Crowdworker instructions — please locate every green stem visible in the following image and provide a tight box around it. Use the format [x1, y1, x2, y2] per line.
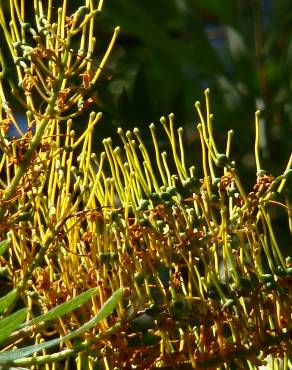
[0, 86, 61, 218]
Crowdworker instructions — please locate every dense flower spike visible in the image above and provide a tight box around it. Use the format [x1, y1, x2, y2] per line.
[0, 1, 291, 369]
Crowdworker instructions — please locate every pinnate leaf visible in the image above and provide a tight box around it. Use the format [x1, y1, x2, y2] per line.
[0, 288, 123, 364]
[0, 308, 28, 344]
[20, 287, 97, 328]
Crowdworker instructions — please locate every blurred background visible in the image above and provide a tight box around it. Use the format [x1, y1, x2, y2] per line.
[89, 0, 292, 183]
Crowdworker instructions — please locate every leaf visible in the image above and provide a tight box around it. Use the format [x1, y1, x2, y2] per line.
[0, 288, 123, 364]
[0, 239, 9, 256]
[0, 308, 28, 345]
[0, 290, 17, 315]
[20, 287, 97, 329]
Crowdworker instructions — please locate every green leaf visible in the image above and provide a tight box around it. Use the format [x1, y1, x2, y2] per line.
[0, 288, 123, 364]
[20, 287, 97, 329]
[0, 308, 28, 344]
[0, 290, 17, 315]
[0, 239, 9, 256]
